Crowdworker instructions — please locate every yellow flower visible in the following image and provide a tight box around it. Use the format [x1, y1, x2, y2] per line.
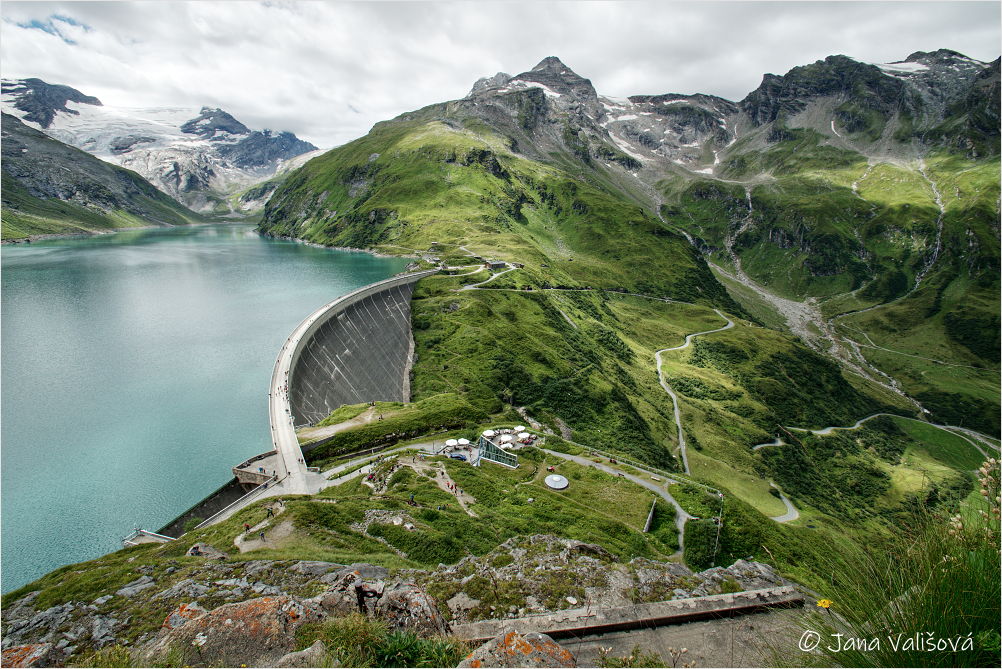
[817, 599, 833, 609]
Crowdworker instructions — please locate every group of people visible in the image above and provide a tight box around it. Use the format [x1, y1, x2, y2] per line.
[364, 458, 401, 490]
[442, 477, 462, 496]
[240, 499, 285, 543]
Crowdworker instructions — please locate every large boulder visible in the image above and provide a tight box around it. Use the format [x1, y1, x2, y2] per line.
[275, 640, 331, 667]
[375, 583, 450, 636]
[1, 643, 55, 668]
[186, 543, 228, 560]
[115, 575, 156, 597]
[458, 631, 577, 668]
[141, 596, 323, 667]
[161, 602, 207, 632]
[152, 578, 210, 601]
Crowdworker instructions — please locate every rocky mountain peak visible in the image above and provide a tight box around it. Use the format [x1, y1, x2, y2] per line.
[904, 49, 985, 66]
[180, 107, 250, 138]
[0, 78, 102, 128]
[466, 56, 596, 100]
[530, 55, 571, 73]
[512, 56, 596, 99]
[468, 71, 512, 97]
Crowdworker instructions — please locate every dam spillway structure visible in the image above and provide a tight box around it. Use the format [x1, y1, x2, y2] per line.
[287, 269, 438, 427]
[151, 269, 439, 530]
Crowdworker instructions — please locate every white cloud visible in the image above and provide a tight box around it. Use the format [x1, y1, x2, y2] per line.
[2, 1, 999, 148]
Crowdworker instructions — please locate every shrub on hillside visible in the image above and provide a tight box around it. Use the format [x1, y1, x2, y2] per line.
[775, 459, 1001, 667]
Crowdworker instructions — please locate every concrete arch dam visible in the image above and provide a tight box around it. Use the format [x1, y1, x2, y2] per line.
[287, 269, 438, 427]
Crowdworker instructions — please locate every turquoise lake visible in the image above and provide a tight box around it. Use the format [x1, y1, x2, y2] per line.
[0, 224, 409, 592]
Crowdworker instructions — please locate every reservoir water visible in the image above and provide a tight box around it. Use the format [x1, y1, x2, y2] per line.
[1, 224, 409, 592]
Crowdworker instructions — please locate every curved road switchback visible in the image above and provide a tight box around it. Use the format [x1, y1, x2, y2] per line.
[768, 483, 800, 523]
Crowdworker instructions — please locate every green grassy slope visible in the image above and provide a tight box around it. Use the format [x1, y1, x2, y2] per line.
[257, 101, 989, 560]
[262, 119, 731, 304]
[661, 130, 1000, 435]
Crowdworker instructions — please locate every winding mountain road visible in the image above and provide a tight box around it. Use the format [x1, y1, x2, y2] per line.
[769, 484, 800, 523]
[655, 310, 735, 474]
[752, 413, 997, 460]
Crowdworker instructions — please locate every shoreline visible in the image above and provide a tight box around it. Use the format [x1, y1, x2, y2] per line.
[261, 231, 421, 260]
[0, 220, 255, 246]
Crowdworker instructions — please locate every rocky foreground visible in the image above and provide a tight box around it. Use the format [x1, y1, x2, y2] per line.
[1, 535, 791, 667]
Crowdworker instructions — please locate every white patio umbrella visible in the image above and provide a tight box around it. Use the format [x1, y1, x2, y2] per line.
[499, 434, 514, 443]
[483, 429, 496, 437]
[514, 425, 526, 432]
[445, 439, 459, 447]
[457, 438, 470, 446]
[518, 432, 531, 439]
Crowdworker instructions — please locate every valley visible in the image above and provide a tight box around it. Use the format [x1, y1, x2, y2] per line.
[1, 44, 998, 668]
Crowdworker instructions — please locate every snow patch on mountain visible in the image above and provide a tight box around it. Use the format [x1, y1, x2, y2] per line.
[1, 78, 317, 213]
[875, 61, 930, 75]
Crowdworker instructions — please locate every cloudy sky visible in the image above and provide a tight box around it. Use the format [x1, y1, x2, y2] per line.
[1, 1, 998, 148]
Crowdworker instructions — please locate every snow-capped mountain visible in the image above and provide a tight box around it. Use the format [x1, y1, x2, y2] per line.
[1, 78, 317, 213]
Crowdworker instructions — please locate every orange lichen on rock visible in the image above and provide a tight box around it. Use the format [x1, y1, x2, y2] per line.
[1, 643, 53, 668]
[161, 602, 208, 631]
[458, 631, 577, 667]
[141, 596, 323, 668]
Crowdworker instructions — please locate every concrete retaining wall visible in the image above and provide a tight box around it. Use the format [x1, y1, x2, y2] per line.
[288, 270, 437, 425]
[156, 478, 246, 538]
[452, 586, 804, 642]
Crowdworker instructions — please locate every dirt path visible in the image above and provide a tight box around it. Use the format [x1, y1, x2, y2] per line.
[297, 406, 378, 444]
[408, 459, 478, 516]
[753, 413, 995, 460]
[234, 501, 289, 552]
[459, 266, 515, 290]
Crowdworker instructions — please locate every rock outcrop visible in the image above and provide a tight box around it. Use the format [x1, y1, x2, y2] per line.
[275, 640, 330, 668]
[0, 643, 56, 668]
[141, 596, 324, 668]
[375, 582, 450, 636]
[459, 631, 577, 668]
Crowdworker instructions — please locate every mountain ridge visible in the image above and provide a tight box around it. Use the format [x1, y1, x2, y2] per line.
[1, 78, 318, 214]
